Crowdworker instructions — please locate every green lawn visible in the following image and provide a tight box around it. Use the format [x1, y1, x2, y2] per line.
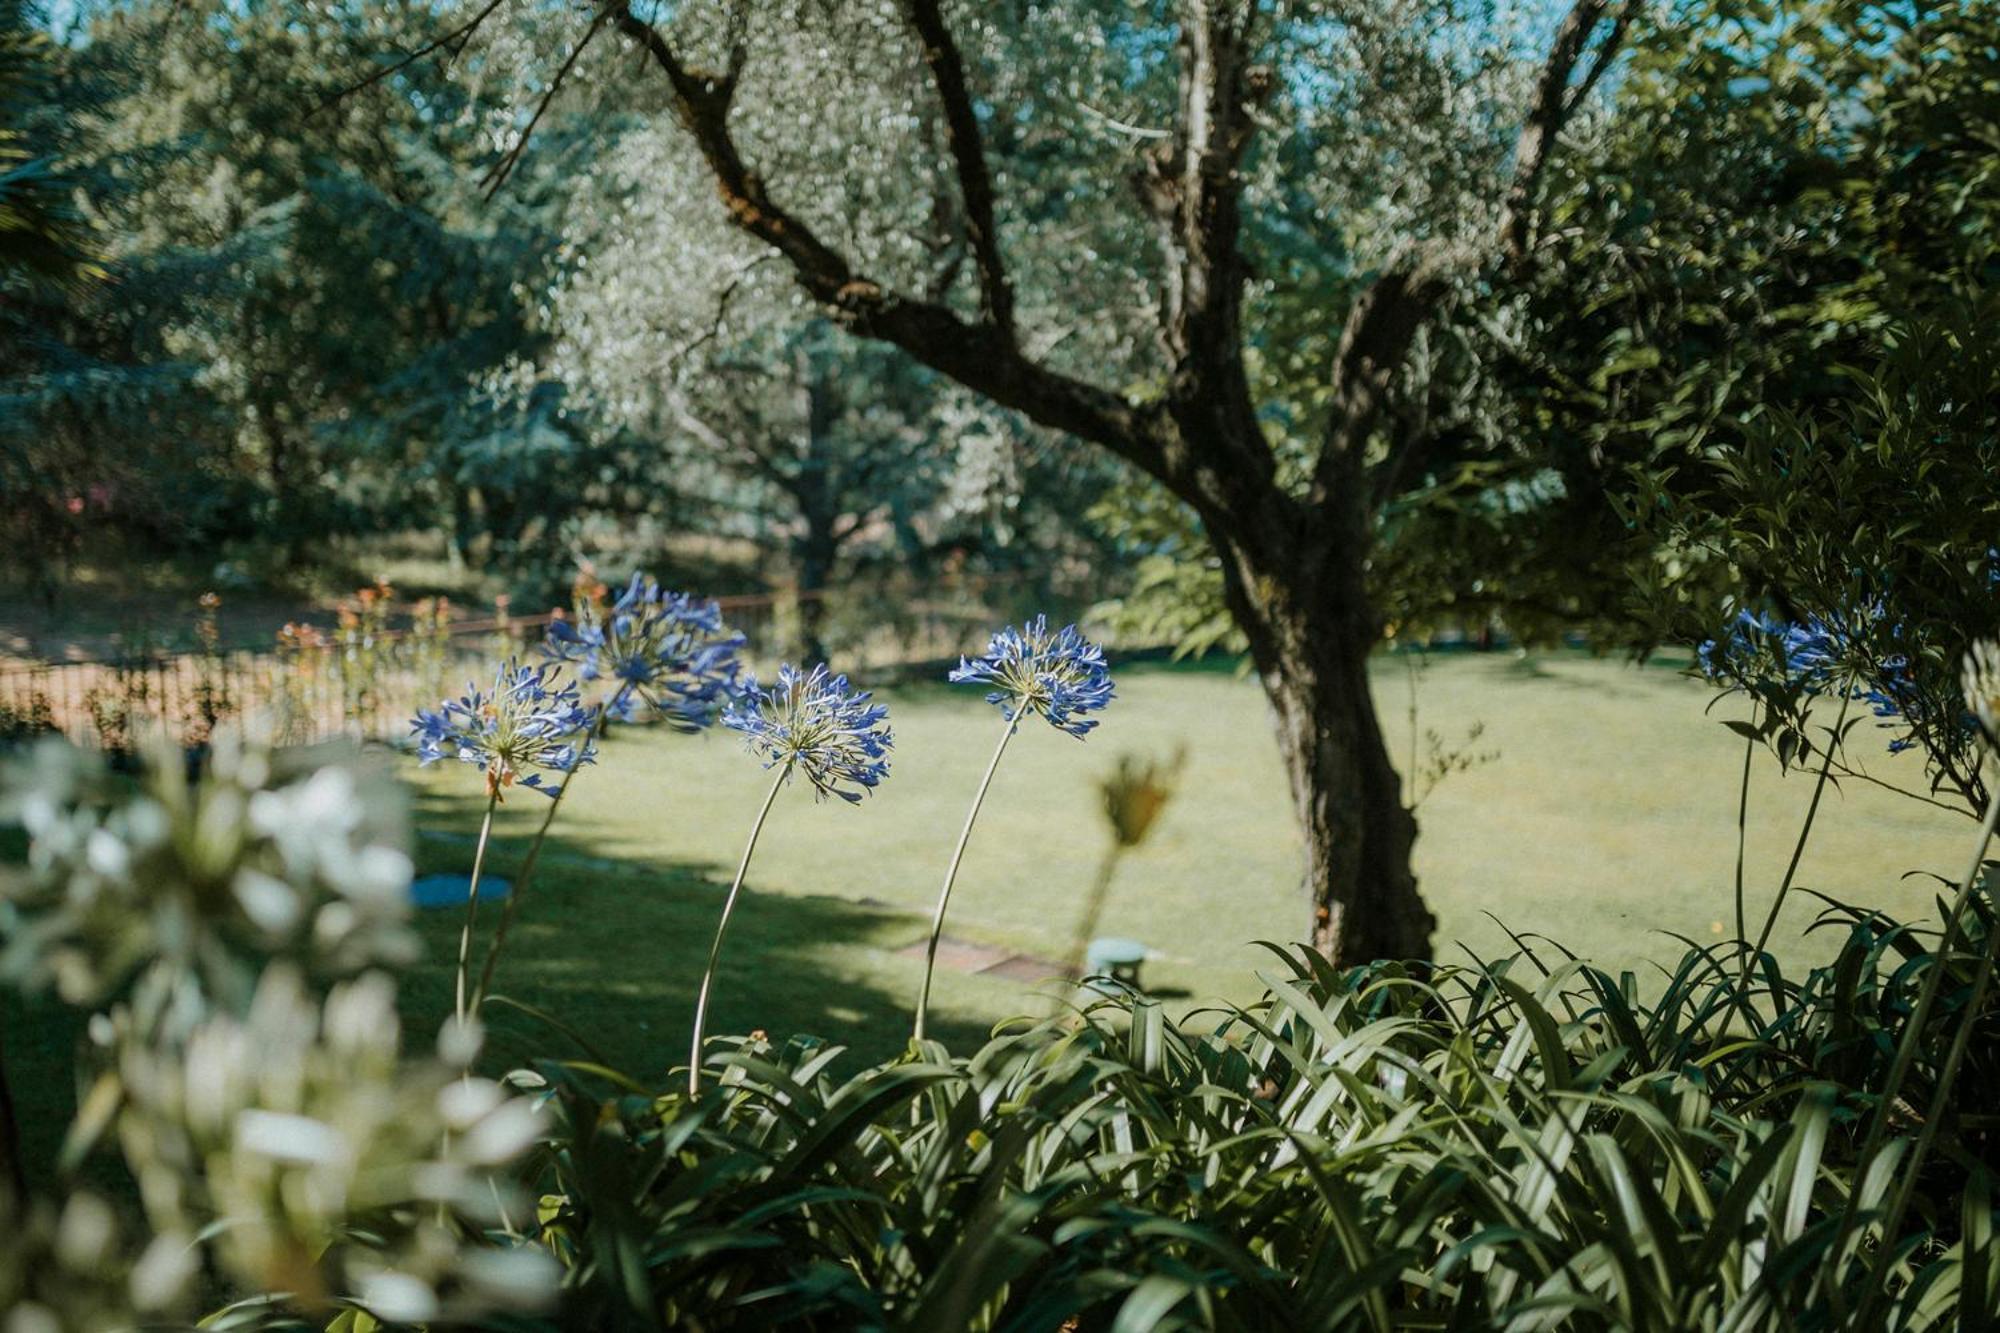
[4, 651, 1979, 1185]
[395, 651, 1974, 1085]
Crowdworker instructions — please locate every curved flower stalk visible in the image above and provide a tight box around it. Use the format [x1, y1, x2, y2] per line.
[1059, 748, 1184, 997]
[915, 617, 1114, 1042]
[409, 660, 597, 1026]
[684, 665, 892, 1096]
[470, 579, 745, 1015]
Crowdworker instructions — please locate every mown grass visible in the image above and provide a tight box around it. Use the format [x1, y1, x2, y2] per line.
[398, 650, 1971, 1084]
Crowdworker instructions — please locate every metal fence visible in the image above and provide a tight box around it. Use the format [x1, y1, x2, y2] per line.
[0, 575, 1065, 751]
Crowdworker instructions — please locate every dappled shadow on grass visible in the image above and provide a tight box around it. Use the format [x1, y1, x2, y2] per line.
[406, 784, 992, 1088]
[1485, 649, 1669, 695]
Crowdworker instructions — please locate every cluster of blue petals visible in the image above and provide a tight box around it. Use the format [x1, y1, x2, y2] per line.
[949, 615, 1115, 738]
[545, 574, 743, 730]
[411, 659, 598, 797]
[1698, 605, 1946, 756]
[723, 663, 893, 803]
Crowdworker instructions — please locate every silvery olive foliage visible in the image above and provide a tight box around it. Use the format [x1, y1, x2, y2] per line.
[0, 735, 557, 1328]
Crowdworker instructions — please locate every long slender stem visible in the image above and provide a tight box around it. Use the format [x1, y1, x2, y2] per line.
[454, 791, 501, 1028]
[1060, 845, 1125, 990]
[470, 707, 610, 1016]
[914, 712, 1020, 1044]
[1830, 778, 2000, 1320]
[688, 763, 790, 1099]
[1740, 686, 1854, 994]
[1732, 728, 1755, 943]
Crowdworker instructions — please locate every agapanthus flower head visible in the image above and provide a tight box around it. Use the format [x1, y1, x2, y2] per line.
[722, 663, 892, 803]
[1699, 602, 1951, 755]
[949, 614, 1114, 738]
[1697, 608, 1843, 693]
[1962, 639, 2000, 748]
[411, 660, 596, 799]
[544, 573, 743, 729]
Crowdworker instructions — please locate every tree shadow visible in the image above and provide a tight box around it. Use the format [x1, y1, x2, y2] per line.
[405, 784, 993, 1086]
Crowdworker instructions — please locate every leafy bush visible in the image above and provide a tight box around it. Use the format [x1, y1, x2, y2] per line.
[524, 904, 2000, 1330]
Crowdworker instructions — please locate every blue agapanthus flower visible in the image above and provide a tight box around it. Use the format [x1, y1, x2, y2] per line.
[1697, 609, 1842, 693]
[411, 659, 598, 799]
[1697, 603, 1954, 755]
[949, 615, 1114, 738]
[722, 663, 892, 803]
[544, 573, 743, 729]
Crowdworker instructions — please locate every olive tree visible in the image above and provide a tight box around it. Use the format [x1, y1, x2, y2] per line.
[440, 0, 1636, 963]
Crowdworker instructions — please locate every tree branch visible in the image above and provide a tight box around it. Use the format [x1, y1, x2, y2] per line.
[1501, 0, 1630, 268]
[1329, 0, 1634, 514]
[315, 0, 507, 114]
[482, 8, 608, 197]
[906, 0, 1014, 340]
[606, 4, 1173, 488]
[1313, 263, 1450, 504]
[1133, 1, 1279, 505]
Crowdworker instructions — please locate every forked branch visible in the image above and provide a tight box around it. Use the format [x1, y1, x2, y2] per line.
[907, 0, 1015, 340]
[1329, 0, 1635, 511]
[604, 4, 1173, 486]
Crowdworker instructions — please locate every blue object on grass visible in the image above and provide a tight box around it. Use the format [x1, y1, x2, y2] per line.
[411, 873, 512, 909]
[1085, 937, 1148, 991]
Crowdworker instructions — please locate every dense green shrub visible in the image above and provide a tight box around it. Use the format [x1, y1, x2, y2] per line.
[527, 907, 1999, 1330]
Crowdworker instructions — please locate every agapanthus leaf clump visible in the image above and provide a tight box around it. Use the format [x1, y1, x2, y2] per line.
[949, 614, 1114, 738]
[411, 660, 597, 799]
[544, 573, 743, 729]
[723, 663, 891, 803]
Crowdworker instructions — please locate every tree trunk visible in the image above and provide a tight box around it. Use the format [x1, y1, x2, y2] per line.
[794, 526, 835, 666]
[1214, 521, 1435, 965]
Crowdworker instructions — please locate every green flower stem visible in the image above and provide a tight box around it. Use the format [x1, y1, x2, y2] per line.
[1740, 684, 1854, 996]
[689, 762, 790, 1099]
[1061, 844, 1125, 992]
[1833, 776, 2000, 1320]
[1732, 728, 1754, 943]
[454, 790, 501, 1029]
[470, 707, 610, 1017]
[915, 711, 1020, 1044]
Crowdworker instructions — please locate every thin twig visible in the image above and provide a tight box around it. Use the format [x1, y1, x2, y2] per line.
[481, 10, 609, 198]
[314, 0, 508, 115]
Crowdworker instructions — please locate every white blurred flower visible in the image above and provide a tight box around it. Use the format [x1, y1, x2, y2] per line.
[1962, 639, 2000, 747]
